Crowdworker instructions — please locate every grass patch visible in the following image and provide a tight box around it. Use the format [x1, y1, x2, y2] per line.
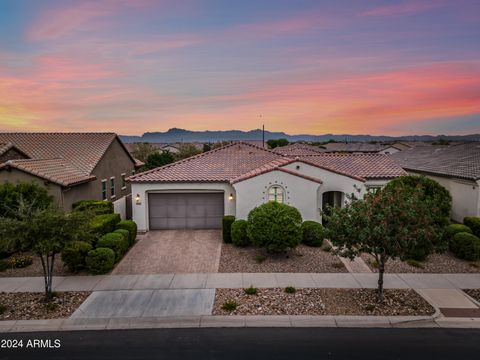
[405, 259, 425, 269]
[244, 286, 258, 295]
[284, 286, 296, 294]
[255, 255, 266, 264]
[221, 300, 239, 312]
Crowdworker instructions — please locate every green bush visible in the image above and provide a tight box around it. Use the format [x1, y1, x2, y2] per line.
[464, 217, 480, 238]
[231, 220, 250, 247]
[73, 200, 113, 215]
[247, 202, 302, 253]
[285, 286, 296, 294]
[0, 259, 9, 272]
[7, 255, 33, 268]
[221, 300, 238, 312]
[301, 221, 324, 247]
[97, 233, 129, 261]
[451, 232, 480, 261]
[244, 286, 258, 295]
[222, 216, 235, 243]
[90, 214, 121, 237]
[445, 224, 472, 241]
[115, 220, 137, 245]
[86, 248, 115, 274]
[61, 241, 93, 272]
[114, 229, 130, 246]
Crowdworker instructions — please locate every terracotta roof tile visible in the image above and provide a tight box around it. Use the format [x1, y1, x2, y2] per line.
[273, 143, 326, 156]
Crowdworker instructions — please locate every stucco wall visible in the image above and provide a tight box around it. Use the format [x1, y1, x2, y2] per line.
[232, 170, 321, 221]
[408, 171, 480, 222]
[131, 182, 236, 232]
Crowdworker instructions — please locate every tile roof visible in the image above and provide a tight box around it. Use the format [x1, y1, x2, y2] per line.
[0, 158, 96, 187]
[391, 142, 480, 181]
[0, 132, 136, 186]
[322, 142, 392, 153]
[0, 142, 29, 158]
[272, 143, 326, 156]
[130, 142, 406, 183]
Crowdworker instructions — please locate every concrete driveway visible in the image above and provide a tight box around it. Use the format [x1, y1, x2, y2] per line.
[112, 230, 222, 274]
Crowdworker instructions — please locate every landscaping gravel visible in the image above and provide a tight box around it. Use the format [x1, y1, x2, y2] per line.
[361, 252, 480, 274]
[0, 291, 90, 320]
[213, 288, 434, 316]
[219, 244, 347, 273]
[463, 289, 480, 303]
[0, 253, 72, 277]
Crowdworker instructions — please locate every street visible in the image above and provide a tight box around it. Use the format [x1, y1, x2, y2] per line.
[1, 328, 479, 360]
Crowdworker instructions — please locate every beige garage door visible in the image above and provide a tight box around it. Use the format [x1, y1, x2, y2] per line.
[148, 193, 224, 230]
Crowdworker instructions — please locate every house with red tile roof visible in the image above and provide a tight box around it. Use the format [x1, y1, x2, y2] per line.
[0, 133, 143, 215]
[129, 142, 405, 232]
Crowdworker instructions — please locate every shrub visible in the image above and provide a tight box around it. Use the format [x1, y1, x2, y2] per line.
[301, 221, 324, 247]
[464, 217, 480, 238]
[244, 286, 258, 295]
[0, 259, 9, 272]
[221, 300, 238, 312]
[445, 224, 472, 241]
[86, 248, 115, 274]
[284, 286, 296, 294]
[7, 255, 33, 268]
[255, 255, 266, 263]
[451, 232, 480, 261]
[97, 233, 129, 261]
[73, 200, 113, 215]
[61, 241, 93, 272]
[406, 259, 425, 269]
[222, 216, 235, 243]
[247, 202, 302, 253]
[0, 304, 6, 315]
[114, 229, 130, 246]
[231, 220, 250, 247]
[116, 220, 137, 245]
[90, 214, 121, 237]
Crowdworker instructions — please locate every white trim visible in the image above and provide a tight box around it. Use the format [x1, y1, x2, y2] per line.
[121, 173, 127, 190]
[101, 179, 107, 200]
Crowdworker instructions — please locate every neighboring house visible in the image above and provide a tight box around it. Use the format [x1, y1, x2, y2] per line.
[391, 142, 480, 222]
[322, 142, 403, 154]
[0, 133, 141, 216]
[129, 142, 405, 232]
[273, 143, 326, 156]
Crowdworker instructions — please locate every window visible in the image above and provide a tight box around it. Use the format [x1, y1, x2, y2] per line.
[110, 177, 115, 198]
[121, 173, 126, 190]
[101, 180, 107, 200]
[268, 185, 284, 203]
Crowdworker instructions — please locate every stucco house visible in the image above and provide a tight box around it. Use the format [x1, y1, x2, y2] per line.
[391, 142, 480, 222]
[129, 142, 405, 232]
[0, 133, 142, 216]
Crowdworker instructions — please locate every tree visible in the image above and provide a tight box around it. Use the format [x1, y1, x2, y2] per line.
[324, 184, 444, 302]
[0, 207, 93, 300]
[174, 143, 202, 160]
[131, 142, 157, 162]
[203, 143, 212, 152]
[144, 151, 174, 170]
[0, 182, 52, 219]
[266, 138, 289, 149]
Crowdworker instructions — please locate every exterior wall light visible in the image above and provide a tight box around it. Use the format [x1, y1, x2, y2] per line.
[135, 194, 141, 205]
[229, 193, 234, 200]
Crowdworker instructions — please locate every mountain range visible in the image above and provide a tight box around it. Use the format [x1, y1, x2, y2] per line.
[120, 128, 480, 143]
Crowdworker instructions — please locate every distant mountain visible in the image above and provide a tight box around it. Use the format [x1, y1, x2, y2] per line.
[119, 128, 480, 143]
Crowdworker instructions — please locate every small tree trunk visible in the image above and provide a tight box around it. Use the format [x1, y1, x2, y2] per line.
[377, 255, 385, 303]
[39, 255, 49, 300]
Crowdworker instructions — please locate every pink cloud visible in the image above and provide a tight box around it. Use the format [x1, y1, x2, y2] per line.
[361, 1, 446, 17]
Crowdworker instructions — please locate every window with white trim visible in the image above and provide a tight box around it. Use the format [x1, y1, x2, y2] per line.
[268, 185, 284, 203]
[110, 177, 115, 198]
[101, 180, 107, 200]
[121, 173, 126, 190]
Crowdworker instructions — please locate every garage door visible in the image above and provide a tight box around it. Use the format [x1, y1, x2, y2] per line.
[148, 193, 224, 230]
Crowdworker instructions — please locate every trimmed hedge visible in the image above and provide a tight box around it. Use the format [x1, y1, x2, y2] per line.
[450, 232, 480, 261]
[301, 221, 324, 247]
[61, 241, 93, 272]
[464, 217, 480, 238]
[86, 248, 115, 274]
[114, 229, 130, 245]
[72, 200, 113, 215]
[116, 220, 137, 245]
[97, 232, 129, 261]
[247, 202, 302, 253]
[231, 220, 250, 247]
[90, 213, 121, 237]
[445, 224, 472, 241]
[222, 216, 235, 243]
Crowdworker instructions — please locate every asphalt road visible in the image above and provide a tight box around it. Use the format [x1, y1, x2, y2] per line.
[1, 328, 479, 360]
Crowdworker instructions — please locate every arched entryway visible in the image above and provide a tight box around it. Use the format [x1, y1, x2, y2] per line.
[321, 191, 344, 225]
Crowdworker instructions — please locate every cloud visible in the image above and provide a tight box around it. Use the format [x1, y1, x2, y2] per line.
[361, 1, 446, 17]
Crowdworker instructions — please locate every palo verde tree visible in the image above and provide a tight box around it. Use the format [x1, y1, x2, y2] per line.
[324, 183, 445, 302]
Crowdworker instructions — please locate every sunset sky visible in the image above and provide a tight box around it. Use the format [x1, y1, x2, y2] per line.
[0, 0, 479, 136]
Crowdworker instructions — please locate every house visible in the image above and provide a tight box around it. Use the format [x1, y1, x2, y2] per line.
[0, 133, 141, 217]
[322, 142, 403, 154]
[129, 142, 405, 232]
[391, 142, 480, 222]
[273, 143, 326, 156]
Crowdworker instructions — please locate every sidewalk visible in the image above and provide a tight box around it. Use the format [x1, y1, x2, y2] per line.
[2, 273, 480, 292]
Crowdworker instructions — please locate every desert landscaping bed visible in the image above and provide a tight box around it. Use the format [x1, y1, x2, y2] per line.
[0, 291, 90, 320]
[219, 244, 347, 273]
[463, 289, 480, 303]
[0, 253, 73, 277]
[361, 252, 480, 274]
[213, 288, 434, 316]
